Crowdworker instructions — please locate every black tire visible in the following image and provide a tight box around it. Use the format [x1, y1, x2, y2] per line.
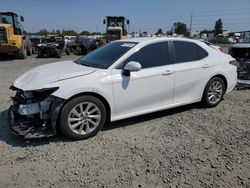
[37, 49, 43, 58]
[65, 48, 70, 55]
[202, 77, 225, 107]
[60, 95, 107, 140]
[55, 49, 62, 58]
[16, 40, 27, 59]
[25, 38, 32, 56]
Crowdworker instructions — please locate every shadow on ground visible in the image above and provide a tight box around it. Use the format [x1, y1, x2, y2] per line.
[0, 55, 16, 61]
[0, 103, 199, 147]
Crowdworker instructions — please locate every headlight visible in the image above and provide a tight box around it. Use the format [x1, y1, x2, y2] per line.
[33, 87, 59, 100]
[23, 91, 33, 99]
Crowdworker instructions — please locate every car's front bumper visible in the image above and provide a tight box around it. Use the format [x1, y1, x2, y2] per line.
[8, 88, 65, 139]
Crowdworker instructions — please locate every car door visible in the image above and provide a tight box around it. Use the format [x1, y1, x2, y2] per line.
[111, 41, 175, 117]
[172, 40, 211, 104]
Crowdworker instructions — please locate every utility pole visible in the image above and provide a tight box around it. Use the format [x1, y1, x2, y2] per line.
[190, 13, 193, 37]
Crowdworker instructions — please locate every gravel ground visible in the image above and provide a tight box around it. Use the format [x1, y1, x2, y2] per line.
[0, 54, 249, 188]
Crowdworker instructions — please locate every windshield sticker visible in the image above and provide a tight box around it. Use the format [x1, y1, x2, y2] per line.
[121, 43, 136, 48]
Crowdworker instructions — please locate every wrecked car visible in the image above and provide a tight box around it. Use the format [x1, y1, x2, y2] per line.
[9, 38, 237, 140]
[229, 38, 250, 88]
[37, 36, 70, 58]
[73, 36, 97, 55]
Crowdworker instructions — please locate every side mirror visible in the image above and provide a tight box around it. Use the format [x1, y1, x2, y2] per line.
[127, 20, 130, 25]
[124, 61, 141, 72]
[20, 16, 24, 22]
[103, 19, 106, 25]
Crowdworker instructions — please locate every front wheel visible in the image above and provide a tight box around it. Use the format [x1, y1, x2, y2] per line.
[16, 40, 27, 59]
[60, 95, 107, 140]
[202, 77, 225, 107]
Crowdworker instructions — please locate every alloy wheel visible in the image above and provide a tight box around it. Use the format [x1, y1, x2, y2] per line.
[207, 81, 223, 104]
[68, 102, 101, 135]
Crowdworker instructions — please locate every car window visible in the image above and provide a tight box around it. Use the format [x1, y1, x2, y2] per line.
[119, 42, 170, 69]
[173, 41, 207, 63]
[197, 45, 208, 59]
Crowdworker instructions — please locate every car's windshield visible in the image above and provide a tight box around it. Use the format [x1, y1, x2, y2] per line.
[75, 41, 137, 69]
[241, 38, 250, 44]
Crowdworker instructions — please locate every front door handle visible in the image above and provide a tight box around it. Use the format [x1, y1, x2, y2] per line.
[162, 70, 174, 76]
[202, 64, 210, 68]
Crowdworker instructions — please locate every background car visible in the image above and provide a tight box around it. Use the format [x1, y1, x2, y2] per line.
[9, 38, 237, 140]
[200, 39, 222, 51]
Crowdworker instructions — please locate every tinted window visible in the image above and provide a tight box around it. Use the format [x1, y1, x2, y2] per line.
[198, 46, 208, 59]
[76, 42, 137, 69]
[120, 42, 170, 69]
[173, 41, 207, 63]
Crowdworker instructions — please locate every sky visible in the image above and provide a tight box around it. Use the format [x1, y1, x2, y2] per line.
[1, 0, 250, 33]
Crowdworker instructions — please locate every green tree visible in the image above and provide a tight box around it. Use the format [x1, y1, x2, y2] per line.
[199, 29, 214, 35]
[37, 29, 49, 36]
[61, 29, 78, 36]
[173, 22, 189, 37]
[80, 31, 90, 35]
[214, 18, 223, 36]
[156, 28, 163, 36]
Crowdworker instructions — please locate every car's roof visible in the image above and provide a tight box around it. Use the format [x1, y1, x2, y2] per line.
[118, 37, 199, 44]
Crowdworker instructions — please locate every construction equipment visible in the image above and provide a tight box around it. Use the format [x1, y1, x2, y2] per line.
[0, 12, 32, 59]
[102, 16, 130, 43]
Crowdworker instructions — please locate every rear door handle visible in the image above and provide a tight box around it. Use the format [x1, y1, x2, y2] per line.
[202, 64, 210, 68]
[162, 70, 174, 76]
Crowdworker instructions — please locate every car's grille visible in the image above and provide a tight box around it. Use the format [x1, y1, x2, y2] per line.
[0, 27, 7, 43]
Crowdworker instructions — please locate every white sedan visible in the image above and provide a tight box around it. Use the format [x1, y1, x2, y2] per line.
[9, 38, 237, 140]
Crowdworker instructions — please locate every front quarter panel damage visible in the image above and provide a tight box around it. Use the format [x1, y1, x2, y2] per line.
[8, 86, 65, 138]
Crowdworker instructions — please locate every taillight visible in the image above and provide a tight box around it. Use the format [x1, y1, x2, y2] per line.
[229, 60, 237, 66]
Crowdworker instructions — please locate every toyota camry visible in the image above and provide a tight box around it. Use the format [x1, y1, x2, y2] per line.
[9, 38, 237, 140]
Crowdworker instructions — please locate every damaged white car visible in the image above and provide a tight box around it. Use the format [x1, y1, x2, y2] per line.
[9, 38, 237, 140]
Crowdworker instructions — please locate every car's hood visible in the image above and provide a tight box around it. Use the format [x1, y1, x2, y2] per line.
[13, 61, 96, 91]
[230, 43, 250, 48]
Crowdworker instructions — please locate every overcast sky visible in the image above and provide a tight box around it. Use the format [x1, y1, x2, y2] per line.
[1, 0, 250, 33]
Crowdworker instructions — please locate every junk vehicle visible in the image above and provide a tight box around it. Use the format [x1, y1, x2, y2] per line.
[0, 12, 32, 59]
[229, 38, 250, 88]
[73, 36, 97, 55]
[102, 16, 130, 44]
[37, 35, 70, 58]
[29, 35, 45, 54]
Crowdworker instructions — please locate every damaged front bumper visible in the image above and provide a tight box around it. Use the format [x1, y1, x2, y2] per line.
[8, 87, 65, 139]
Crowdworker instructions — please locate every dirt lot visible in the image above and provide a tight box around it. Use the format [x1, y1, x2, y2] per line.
[0, 54, 249, 188]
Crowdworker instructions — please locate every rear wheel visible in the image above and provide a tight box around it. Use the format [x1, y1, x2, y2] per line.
[60, 95, 107, 140]
[202, 77, 225, 107]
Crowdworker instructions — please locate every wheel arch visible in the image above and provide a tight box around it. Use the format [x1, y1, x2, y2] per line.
[56, 91, 111, 131]
[200, 74, 228, 102]
[210, 74, 228, 92]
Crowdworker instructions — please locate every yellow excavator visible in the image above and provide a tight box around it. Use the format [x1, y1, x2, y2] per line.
[101, 16, 130, 44]
[0, 12, 32, 59]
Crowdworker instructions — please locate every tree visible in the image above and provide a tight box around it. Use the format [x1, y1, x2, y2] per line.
[61, 29, 78, 36]
[173, 22, 189, 37]
[37, 29, 49, 36]
[80, 31, 90, 36]
[156, 28, 163, 36]
[199, 29, 214, 35]
[214, 18, 223, 36]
